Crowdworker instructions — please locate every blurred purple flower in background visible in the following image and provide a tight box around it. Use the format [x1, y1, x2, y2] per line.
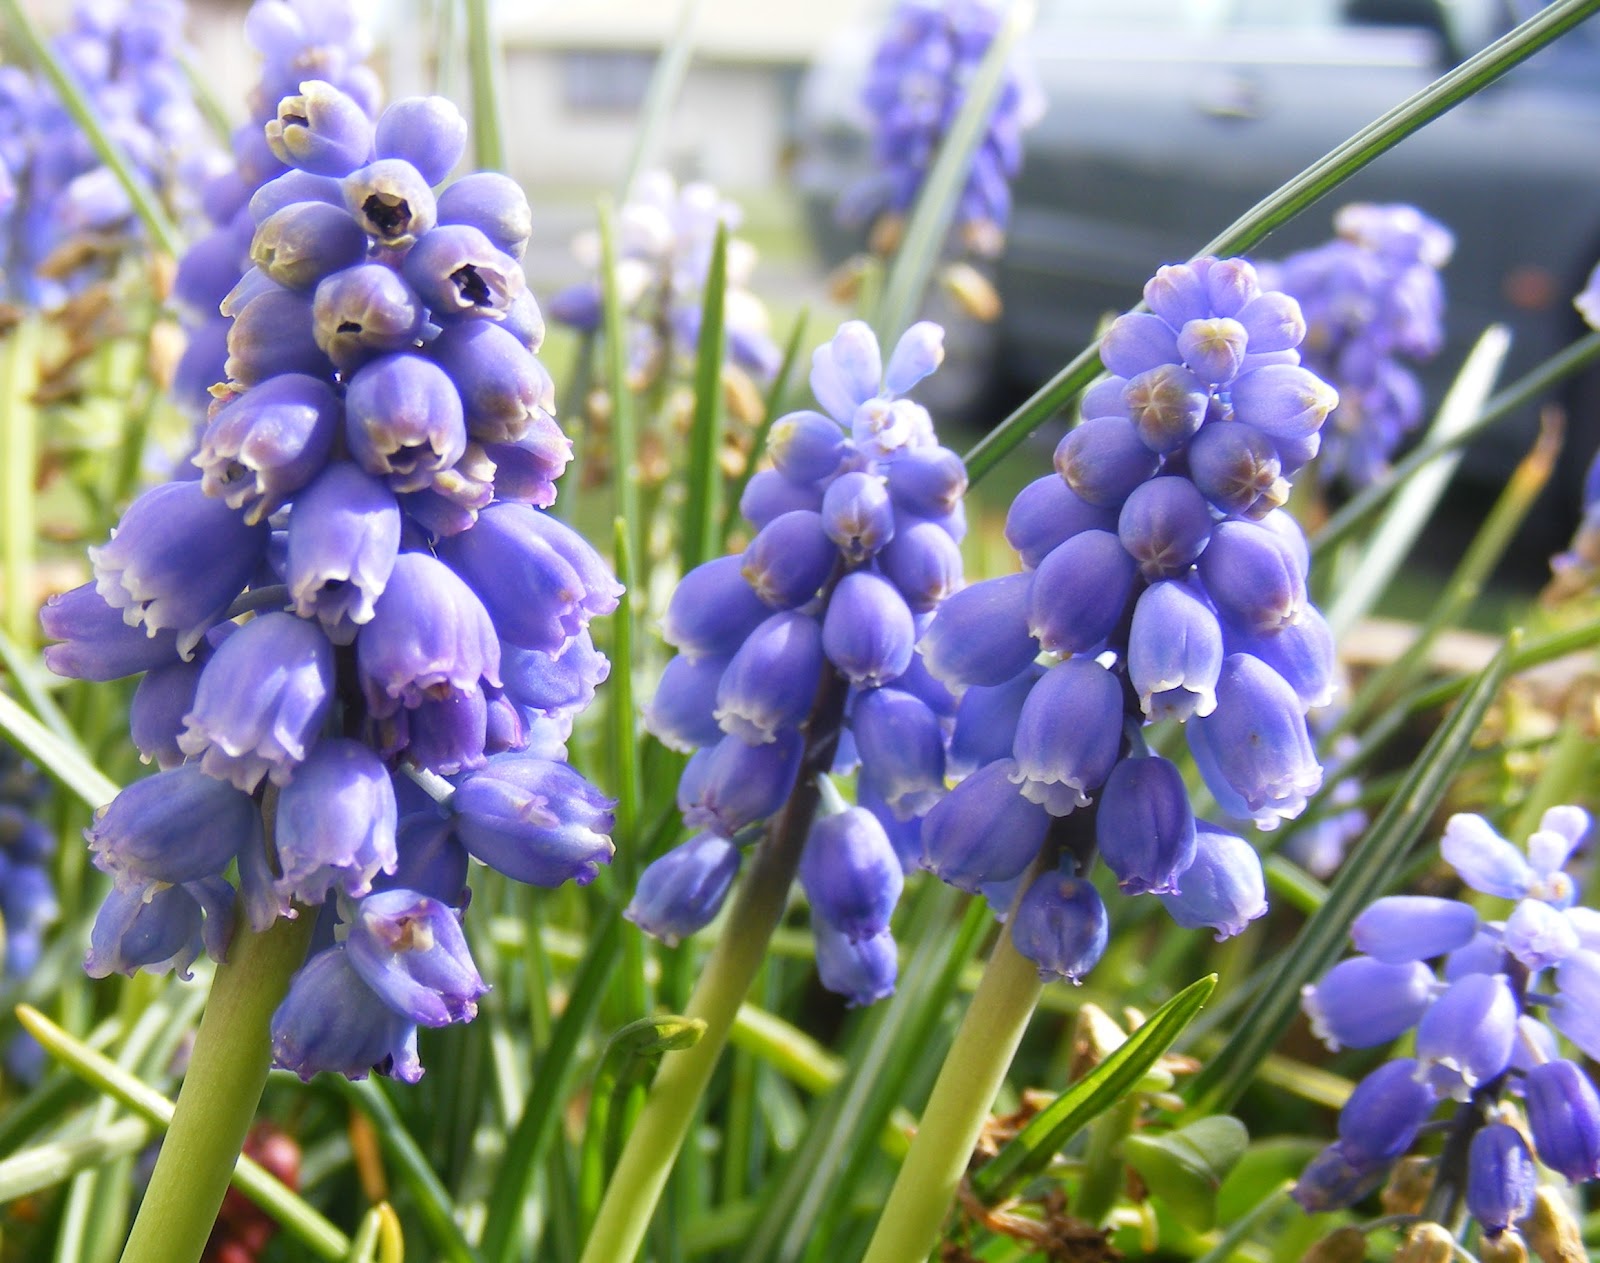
[844, 0, 1042, 258]
[1262, 202, 1453, 488]
[550, 170, 782, 389]
[0, 0, 223, 306]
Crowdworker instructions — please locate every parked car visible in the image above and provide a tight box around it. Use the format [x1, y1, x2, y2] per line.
[795, 0, 1600, 515]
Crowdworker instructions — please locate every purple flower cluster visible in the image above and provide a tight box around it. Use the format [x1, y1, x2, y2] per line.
[1295, 807, 1600, 1246]
[171, 0, 381, 415]
[919, 256, 1340, 983]
[0, 749, 59, 988]
[627, 319, 966, 1005]
[549, 171, 781, 389]
[0, 750, 59, 1084]
[41, 82, 619, 1083]
[843, 0, 1041, 257]
[0, 0, 220, 306]
[1262, 203, 1452, 488]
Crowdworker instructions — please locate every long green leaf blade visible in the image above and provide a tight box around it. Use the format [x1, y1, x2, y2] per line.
[331, 1079, 479, 1263]
[462, 0, 507, 172]
[15, 1005, 350, 1261]
[0, 690, 119, 808]
[682, 223, 729, 572]
[723, 307, 809, 545]
[1322, 325, 1509, 640]
[618, 0, 705, 199]
[1313, 329, 1600, 557]
[971, 974, 1217, 1203]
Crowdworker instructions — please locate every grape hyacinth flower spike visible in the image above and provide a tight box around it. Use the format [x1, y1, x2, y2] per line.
[582, 318, 966, 1263]
[1293, 806, 1600, 1252]
[1262, 203, 1453, 488]
[44, 79, 615, 1089]
[844, 0, 1043, 259]
[171, 0, 382, 417]
[920, 254, 1334, 984]
[631, 317, 965, 1006]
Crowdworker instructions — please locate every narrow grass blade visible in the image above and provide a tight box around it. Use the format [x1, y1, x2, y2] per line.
[0, 1116, 150, 1202]
[874, 0, 1037, 346]
[608, 520, 644, 885]
[480, 916, 622, 1263]
[343, 1202, 404, 1263]
[14, 1004, 351, 1261]
[0, 0, 180, 257]
[1338, 406, 1557, 734]
[971, 974, 1216, 1203]
[1183, 632, 1520, 1116]
[723, 307, 809, 545]
[462, 0, 506, 172]
[742, 885, 983, 1263]
[0, 689, 120, 808]
[682, 224, 730, 572]
[619, 0, 704, 199]
[730, 1004, 914, 1158]
[1404, 616, 1600, 714]
[1314, 329, 1600, 557]
[1323, 324, 1509, 640]
[0, 625, 76, 744]
[1, 320, 41, 650]
[332, 1079, 478, 1263]
[1191, 1181, 1295, 1263]
[962, 0, 1600, 484]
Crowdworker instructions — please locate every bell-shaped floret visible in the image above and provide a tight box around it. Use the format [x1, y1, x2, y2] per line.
[178, 612, 335, 791]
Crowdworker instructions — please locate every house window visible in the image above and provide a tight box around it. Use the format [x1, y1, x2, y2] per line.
[561, 50, 657, 112]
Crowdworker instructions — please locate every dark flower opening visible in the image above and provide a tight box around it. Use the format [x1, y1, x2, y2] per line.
[363, 194, 411, 238]
[451, 265, 491, 307]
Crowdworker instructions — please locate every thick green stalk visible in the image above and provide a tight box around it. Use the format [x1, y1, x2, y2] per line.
[118, 915, 316, 1263]
[961, 0, 1600, 483]
[579, 672, 849, 1263]
[859, 928, 1043, 1263]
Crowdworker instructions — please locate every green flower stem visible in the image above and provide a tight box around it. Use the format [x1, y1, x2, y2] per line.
[961, 0, 1600, 485]
[859, 926, 1043, 1263]
[579, 670, 850, 1263]
[118, 913, 316, 1263]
